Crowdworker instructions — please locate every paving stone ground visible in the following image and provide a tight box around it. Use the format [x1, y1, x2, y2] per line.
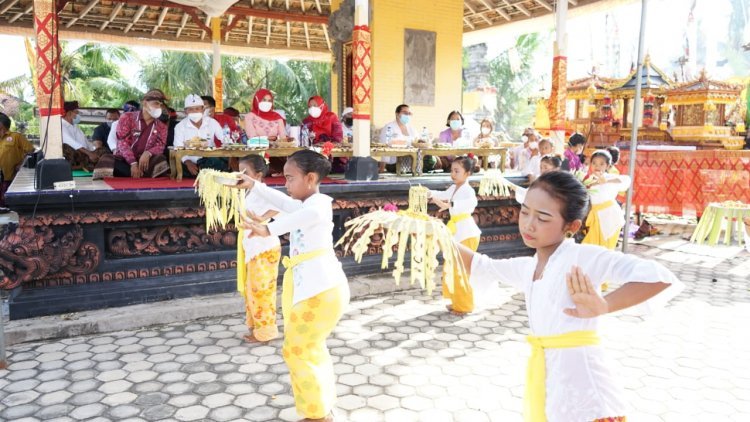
[1, 236, 749, 422]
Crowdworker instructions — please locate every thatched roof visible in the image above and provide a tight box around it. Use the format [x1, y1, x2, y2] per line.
[0, 0, 609, 59]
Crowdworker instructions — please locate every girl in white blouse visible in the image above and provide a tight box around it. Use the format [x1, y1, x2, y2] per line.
[457, 171, 683, 422]
[235, 150, 349, 422]
[237, 155, 281, 343]
[429, 155, 482, 315]
[582, 150, 632, 250]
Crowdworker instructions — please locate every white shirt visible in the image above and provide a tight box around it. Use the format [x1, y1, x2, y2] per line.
[62, 119, 94, 151]
[173, 117, 223, 163]
[429, 183, 481, 242]
[470, 239, 683, 422]
[107, 120, 119, 153]
[379, 121, 417, 164]
[588, 173, 632, 240]
[251, 183, 349, 306]
[511, 145, 531, 171]
[522, 154, 542, 178]
[242, 188, 281, 262]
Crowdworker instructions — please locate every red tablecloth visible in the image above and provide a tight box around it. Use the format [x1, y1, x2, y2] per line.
[617, 150, 750, 216]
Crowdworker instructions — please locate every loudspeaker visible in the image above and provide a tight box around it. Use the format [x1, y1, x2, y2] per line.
[344, 156, 379, 181]
[34, 158, 72, 189]
[23, 150, 43, 169]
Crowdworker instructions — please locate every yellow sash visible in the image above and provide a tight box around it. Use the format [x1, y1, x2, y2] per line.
[447, 213, 471, 235]
[582, 200, 618, 249]
[525, 330, 600, 422]
[281, 248, 328, 320]
[237, 229, 246, 295]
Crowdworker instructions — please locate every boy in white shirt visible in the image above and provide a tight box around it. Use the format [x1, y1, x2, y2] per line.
[173, 94, 227, 176]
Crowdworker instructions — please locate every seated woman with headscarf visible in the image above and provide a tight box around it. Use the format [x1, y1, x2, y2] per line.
[245, 89, 287, 140]
[302, 95, 347, 172]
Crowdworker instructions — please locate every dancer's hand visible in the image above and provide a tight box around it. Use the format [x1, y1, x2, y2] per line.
[432, 197, 450, 211]
[563, 266, 608, 318]
[245, 210, 265, 223]
[233, 173, 257, 190]
[239, 212, 270, 237]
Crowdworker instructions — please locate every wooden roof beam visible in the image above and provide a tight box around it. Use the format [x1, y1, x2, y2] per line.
[9, 4, 32, 23]
[569, 0, 578, 5]
[100, 2, 124, 31]
[151, 6, 169, 35]
[286, 21, 290, 47]
[314, 0, 321, 13]
[246, 16, 253, 43]
[224, 14, 234, 41]
[463, 17, 475, 29]
[534, 0, 553, 12]
[478, 0, 511, 22]
[0, 0, 20, 15]
[199, 14, 210, 39]
[322, 23, 330, 50]
[303, 21, 310, 49]
[66, 0, 100, 28]
[175, 12, 189, 37]
[265, 18, 271, 45]
[124, 5, 147, 33]
[515, 3, 531, 16]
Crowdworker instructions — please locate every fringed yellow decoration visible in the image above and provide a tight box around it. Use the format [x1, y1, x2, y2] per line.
[335, 186, 466, 295]
[194, 169, 246, 232]
[478, 169, 512, 197]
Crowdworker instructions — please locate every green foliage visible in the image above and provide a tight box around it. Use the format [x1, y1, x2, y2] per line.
[487, 33, 545, 138]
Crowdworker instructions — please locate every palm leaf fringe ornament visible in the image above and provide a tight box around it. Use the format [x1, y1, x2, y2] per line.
[194, 169, 246, 232]
[478, 169, 512, 197]
[336, 186, 467, 295]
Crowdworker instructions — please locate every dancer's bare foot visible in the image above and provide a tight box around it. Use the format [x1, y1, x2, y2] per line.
[445, 304, 469, 316]
[243, 333, 262, 343]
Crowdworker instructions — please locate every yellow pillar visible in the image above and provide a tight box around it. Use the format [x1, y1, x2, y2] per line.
[32, 0, 64, 159]
[211, 17, 223, 112]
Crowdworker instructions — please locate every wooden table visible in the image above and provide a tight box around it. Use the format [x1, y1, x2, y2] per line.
[370, 148, 420, 176]
[419, 147, 507, 172]
[690, 202, 750, 247]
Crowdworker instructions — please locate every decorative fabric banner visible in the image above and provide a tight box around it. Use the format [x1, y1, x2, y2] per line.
[352, 25, 372, 119]
[33, 0, 63, 116]
[617, 150, 750, 216]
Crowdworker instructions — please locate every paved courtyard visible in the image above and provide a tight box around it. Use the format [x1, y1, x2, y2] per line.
[1, 238, 749, 421]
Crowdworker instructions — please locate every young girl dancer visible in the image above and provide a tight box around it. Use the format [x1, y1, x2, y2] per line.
[457, 171, 683, 422]
[582, 150, 631, 249]
[429, 155, 481, 315]
[237, 155, 281, 343]
[235, 149, 349, 422]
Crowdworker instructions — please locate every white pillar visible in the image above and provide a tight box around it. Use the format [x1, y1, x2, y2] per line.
[549, 0, 568, 155]
[351, 0, 371, 157]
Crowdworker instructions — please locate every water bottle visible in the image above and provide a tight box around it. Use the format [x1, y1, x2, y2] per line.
[421, 127, 429, 141]
[301, 125, 310, 147]
[222, 125, 231, 144]
[385, 125, 393, 145]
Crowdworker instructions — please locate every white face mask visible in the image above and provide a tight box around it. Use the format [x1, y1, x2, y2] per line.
[481, 127, 491, 135]
[148, 107, 162, 119]
[188, 112, 203, 123]
[529, 141, 539, 149]
[259, 101, 273, 112]
[308, 106, 322, 118]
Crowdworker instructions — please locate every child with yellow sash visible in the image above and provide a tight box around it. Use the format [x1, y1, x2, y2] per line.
[234, 149, 349, 422]
[429, 155, 481, 315]
[581, 149, 631, 250]
[236, 155, 281, 343]
[457, 171, 682, 422]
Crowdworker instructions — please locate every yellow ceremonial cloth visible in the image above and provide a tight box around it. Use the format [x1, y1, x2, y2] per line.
[447, 213, 472, 235]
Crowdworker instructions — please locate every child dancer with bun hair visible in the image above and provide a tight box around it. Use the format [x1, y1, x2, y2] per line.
[457, 171, 683, 422]
[429, 154, 481, 315]
[234, 149, 349, 422]
[582, 149, 631, 250]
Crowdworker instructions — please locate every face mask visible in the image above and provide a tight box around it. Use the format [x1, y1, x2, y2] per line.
[449, 119, 462, 130]
[149, 107, 163, 119]
[72, 115, 81, 125]
[399, 114, 411, 125]
[106, 120, 115, 127]
[481, 127, 491, 135]
[188, 112, 203, 123]
[344, 117, 353, 127]
[258, 101, 273, 112]
[309, 106, 322, 118]
[529, 141, 539, 149]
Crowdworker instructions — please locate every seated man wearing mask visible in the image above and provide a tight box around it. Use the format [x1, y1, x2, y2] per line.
[341, 107, 354, 142]
[93, 90, 170, 179]
[92, 108, 120, 154]
[107, 101, 140, 154]
[62, 101, 105, 171]
[173, 94, 227, 176]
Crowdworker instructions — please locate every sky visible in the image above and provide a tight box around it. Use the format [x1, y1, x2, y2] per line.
[1, 0, 747, 96]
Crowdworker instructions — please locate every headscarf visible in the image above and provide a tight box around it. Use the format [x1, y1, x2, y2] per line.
[304, 95, 337, 136]
[251, 89, 285, 124]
